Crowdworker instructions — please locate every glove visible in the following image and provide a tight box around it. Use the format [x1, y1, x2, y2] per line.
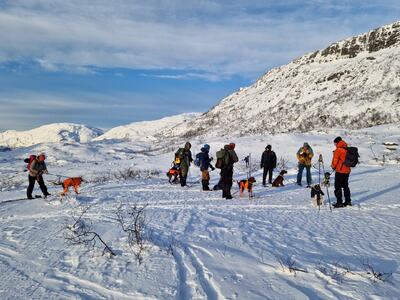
[209, 157, 213, 161]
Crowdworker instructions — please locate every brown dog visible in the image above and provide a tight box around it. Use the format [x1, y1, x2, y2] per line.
[61, 177, 84, 196]
[238, 177, 256, 198]
[272, 170, 287, 187]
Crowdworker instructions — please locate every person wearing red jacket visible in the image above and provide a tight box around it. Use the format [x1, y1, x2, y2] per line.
[331, 137, 352, 208]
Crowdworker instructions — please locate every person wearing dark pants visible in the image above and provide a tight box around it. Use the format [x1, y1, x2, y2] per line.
[331, 137, 352, 208]
[27, 153, 50, 199]
[334, 172, 351, 206]
[221, 168, 234, 199]
[27, 175, 48, 198]
[260, 145, 277, 186]
[220, 143, 238, 199]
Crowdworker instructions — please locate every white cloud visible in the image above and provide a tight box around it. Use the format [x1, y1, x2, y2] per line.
[0, 1, 399, 78]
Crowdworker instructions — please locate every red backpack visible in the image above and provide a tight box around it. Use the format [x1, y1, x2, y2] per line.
[24, 155, 37, 171]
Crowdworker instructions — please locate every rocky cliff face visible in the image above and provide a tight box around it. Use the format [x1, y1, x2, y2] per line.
[175, 21, 400, 138]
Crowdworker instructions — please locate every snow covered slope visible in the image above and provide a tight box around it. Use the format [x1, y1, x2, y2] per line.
[0, 123, 103, 148]
[94, 113, 199, 142]
[176, 21, 400, 138]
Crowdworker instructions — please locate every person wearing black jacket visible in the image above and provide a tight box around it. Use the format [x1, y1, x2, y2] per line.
[221, 143, 239, 199]
[260, 145, 277, 186]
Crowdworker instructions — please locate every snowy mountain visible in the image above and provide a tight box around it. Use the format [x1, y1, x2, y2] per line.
[0, 123, 103, 148]
[94, 113, 199, 142]
[174, 21, 400, 138]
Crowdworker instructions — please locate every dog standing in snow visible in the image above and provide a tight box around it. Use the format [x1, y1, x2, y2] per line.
[238, 177, 256, 198]
[60, 177, 84, 196]
[311, 184, 325, 207]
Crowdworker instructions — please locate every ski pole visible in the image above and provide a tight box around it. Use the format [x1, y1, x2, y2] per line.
[320, 155, 332, 212]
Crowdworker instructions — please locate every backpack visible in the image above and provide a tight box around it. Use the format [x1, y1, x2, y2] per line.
[174, 148, 185, 165]
[24, 155, 36, 171]
[194, 153, 202, 167]
[215, 149, 229, 169]
[344, 147, 360, 167]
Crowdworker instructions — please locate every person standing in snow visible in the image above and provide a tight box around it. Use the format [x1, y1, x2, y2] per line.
[331, 137, 352, 208]
[260, 145, 277, 186]
[244, 155, 250, 168]
[220, 143, 239, 199]
[296, 142, 313, 187]
[196, 144, 215, 191]
[175, 142, 193, 187]
[27, 154, 51, 199]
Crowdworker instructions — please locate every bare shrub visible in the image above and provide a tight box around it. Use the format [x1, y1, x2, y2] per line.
[360, 258, 393, 282]
[276, 255, 307, 276]
[277, 156, 289, 170]
[317, 261, 353, 283]
[115, 202, 150, 265]
[88, 168, 161, 183]
[64, 206, 116, 257]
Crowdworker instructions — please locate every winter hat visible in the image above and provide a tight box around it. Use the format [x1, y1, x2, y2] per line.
[203, 144, 210, 151]
[184, 142, 191, 149]
[266, 145, 272, 150]
[303, 142, 309, 148]
[229, 143, 236, 150]
[333, 137, 342, 144]
[38, 153, 46, 160]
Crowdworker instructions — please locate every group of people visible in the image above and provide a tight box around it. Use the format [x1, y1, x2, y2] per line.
[25, 136, 353, 209]
[294, 139, 352, 207]
[171, 142, 239, 199]
[171, 136, 353, 208]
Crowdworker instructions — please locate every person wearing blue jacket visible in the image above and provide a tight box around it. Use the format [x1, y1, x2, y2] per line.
[196, 144, 215, 190]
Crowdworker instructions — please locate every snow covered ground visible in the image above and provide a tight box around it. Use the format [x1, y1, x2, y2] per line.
[0, 125, 400, 299]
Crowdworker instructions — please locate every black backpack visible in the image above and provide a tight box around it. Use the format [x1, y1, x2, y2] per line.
[344, 147, 360, 167]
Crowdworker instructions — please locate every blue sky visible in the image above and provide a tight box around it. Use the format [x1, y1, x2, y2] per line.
[0, 1, 399, 131]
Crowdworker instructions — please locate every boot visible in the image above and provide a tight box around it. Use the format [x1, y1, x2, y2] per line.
[333, 202, 344, 208]
[202, 180, 210, 191]
[180, 177, 186, 187]
[343, 201, 352, 207]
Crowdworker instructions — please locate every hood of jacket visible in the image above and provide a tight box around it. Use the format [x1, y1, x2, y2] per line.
[336, 140, 348, 149]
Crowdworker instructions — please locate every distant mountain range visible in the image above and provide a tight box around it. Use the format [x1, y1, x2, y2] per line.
[1, 21, 399, 148]
[0, 123, 103, 148]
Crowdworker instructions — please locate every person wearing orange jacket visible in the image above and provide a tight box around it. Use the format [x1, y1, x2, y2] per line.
[331, 137, 352, 208]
